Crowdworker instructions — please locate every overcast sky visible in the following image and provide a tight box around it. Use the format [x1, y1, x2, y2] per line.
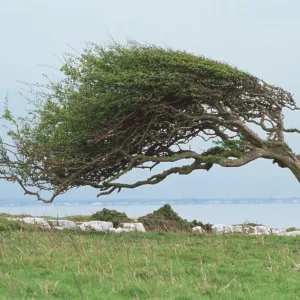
[0, 0, 300, 202]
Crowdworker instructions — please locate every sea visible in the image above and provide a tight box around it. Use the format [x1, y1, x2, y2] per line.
[1, 201, 300, 229]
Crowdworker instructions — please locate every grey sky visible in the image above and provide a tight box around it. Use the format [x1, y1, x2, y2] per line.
[0, 0, 299, 201]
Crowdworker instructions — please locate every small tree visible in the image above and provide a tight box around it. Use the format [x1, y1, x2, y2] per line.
[0, 41, 299, 202]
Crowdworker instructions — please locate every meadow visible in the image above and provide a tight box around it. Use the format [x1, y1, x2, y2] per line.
[1, 215, 300, 299]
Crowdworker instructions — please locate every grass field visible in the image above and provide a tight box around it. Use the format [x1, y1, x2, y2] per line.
[1, 218, 300, 299]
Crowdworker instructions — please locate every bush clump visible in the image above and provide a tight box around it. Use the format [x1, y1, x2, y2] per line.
[138, 204, 189, 232]
[90, 208, 132, 227]
[286, 227, 298, 232]
[138, 204, 210, 232]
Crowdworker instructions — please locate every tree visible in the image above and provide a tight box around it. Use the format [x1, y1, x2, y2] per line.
[0, 41, 299, 202]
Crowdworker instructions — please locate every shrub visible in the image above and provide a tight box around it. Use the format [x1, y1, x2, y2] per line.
[286, 227, 298, 232]
[90, 208, 132, 227]
[138, 204, 207, 232]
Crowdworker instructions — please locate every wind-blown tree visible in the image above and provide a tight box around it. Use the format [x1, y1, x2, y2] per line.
[0, 41, 299, 202]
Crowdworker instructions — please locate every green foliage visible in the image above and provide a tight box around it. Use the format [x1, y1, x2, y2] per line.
[138, 204, 210, 232]
[90, 208, 132, 227]
[1, 41, 257, 174]
[2, 40, 296, 201]
[240, 222, 263, 227]
[286, 227, 298, 232]
[213, 140, 246, 152]
[138, 204, 190, 232]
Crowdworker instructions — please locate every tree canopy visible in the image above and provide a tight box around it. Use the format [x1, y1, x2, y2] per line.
[1, 41, 299, 202]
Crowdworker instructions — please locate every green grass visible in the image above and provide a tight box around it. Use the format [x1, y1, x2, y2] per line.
[1, 219, 300, 299]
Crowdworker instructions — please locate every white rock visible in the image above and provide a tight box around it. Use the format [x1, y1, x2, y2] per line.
[253, 226, 271, 235]
[53, 226, 65, 230]
[107, 227, 132, 234]
[79, 221, 113, 232]
[118, 228, 130, 233]
[48, 219, 77, 230]
[271, 228, 287, 236]
[121, 223, 146, 232]
[192, 226, 205, 233]
[286, 231, 300, 237]
[211, 224, 234, 234]
[22, 217, 51, 229]
[232, 225, 244, 234]
[232, 225, 254, 234]
[231, 225, 247, 234]
[121, 223, 135, 231]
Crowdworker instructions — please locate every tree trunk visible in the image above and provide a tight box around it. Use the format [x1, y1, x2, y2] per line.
[288, 162, 300, 183]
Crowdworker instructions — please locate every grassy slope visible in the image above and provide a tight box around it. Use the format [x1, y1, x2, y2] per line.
[1, 219, 300, 300]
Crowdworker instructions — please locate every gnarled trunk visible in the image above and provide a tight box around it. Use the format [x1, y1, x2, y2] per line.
[270, 152, 300, 183]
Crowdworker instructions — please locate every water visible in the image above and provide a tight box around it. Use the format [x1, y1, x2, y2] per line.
[1, 204, 300, 228]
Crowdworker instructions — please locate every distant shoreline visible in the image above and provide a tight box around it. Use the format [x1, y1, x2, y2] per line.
[1, 198, 300, 207]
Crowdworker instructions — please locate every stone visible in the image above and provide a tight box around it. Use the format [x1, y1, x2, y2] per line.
[211, 224, 234, 234]
[22, 217, 51, 229]
[271, 228, 287, 236]
[53, 226, 65, 230]
[121, 223, 146, 232]
[192, 226, 205, 233]
[286, 231, 300, 237]
[253, 226, 271, 235]
[79, 221, 113, 232]
[232, 225, 253, 234]
[48, 219, 77, 230]
[107, 227, 132, 233]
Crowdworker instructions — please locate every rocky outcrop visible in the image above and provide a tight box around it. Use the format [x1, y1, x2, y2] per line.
[108, 227, 132, 233]
[253, 226, 271, 235]
[271, 228, 287, 236]
[6, 216, 147, 233]
[6, 216, 300, 237]
[48, 219, 77, 230]
[13, 217, 51, 229]
[211, 224, 234, 234]
[108, 223, 147, 234]
[286, 231, 300, 237]
[192, 226, 205, 233]
[121, 223, 146, 232]
[79, 221, 113, 232]
[201, 224, 294, 236]
[232, 225, 254, 234]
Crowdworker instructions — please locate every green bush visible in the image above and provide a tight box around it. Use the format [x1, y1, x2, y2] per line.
[138, 204, 210, 232]
[241, 222, 263, 227]
[138, 204, 188, 232]
[90, 208, 132, 227]
[286, 227, 298, 232]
